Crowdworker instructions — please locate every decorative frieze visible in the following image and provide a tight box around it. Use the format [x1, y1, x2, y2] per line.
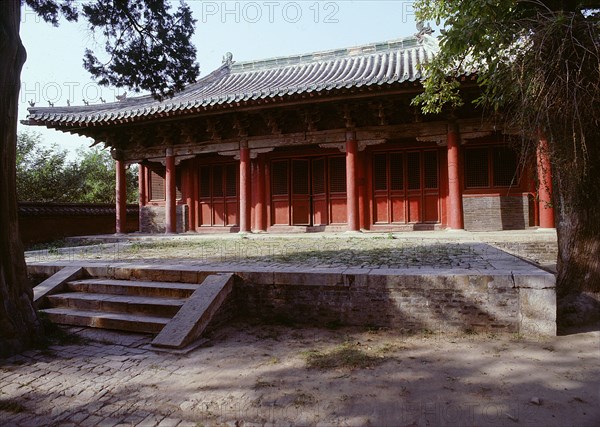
[206, 118, 223, 140]
[318, 143, 346, 153]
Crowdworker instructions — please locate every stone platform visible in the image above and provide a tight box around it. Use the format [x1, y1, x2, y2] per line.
[27, 231, 557, 336]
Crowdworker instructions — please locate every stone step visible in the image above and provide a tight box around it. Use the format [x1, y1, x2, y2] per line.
[67, 279, 198, 298]
[39, 308, 170, 334]
[46, 293, 185, 317]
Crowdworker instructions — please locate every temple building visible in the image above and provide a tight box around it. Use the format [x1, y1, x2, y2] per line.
[24, 32, 555, 234]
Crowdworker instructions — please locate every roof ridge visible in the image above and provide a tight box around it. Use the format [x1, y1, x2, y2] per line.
[230, 35, 428, 72]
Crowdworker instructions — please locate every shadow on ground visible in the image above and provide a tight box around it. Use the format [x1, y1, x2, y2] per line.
[1, 323, 598, 426]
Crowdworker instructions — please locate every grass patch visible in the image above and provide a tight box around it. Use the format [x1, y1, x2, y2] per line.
[421, 328, 436, 337]
[376, 342, 402, 355]
[0, 399, 27, 414]
[266, 356, 280, 365]
[293, 392, 316, 406]
[254, 379, 276, 389]
[26, 238, 97, 252]
[304, 342, 386, 370]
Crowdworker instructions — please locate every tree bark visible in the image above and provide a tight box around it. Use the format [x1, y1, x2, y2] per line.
[0, 1, 42, 357]
[553, 128, 600, 310]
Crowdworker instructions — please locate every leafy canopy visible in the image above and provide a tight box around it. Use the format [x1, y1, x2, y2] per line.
[17, 132, 137, 203]
[23, 0, 199, 99]
[413, 1, 599, 119]
[413, 0, 600, 174]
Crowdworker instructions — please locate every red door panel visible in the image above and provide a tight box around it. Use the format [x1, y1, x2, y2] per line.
[408, 197, 421, 223]
[271, 160, 290, 225]
[424, 194, 439, 222]
[292, 201, 310, 225]
[330, 197, 347, 224]
[292, 159, 310, 225]
[225, 201, 238, 226]
[196, 162, 238, 228]
[200, 202, 212, 226]
[374, 196, 389, 223]
[272, 200, 289, 225]
[391, 197, 405, 223]
[311, 158, 328, 226]
[213, 202, 225, 225]
[371, 150, 439, 226]
[312, 199, 328, 225]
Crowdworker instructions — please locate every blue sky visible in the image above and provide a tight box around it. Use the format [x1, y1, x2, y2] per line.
[18, 1, 422, 155]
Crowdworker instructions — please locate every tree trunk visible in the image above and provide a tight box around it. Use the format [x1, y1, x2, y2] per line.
[0, 1, 42, 358]
[553, 130, 600, 325]
[556, 195, 600, 295]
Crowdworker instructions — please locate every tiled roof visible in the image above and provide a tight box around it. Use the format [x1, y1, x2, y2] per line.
[19, 202, 139, 216]
[25, 35, 438, 128]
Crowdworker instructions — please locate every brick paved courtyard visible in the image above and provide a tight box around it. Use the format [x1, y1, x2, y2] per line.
[26, 230, 559, 271]
[1, 322, 599, 426]
[5, 230, 597, 426]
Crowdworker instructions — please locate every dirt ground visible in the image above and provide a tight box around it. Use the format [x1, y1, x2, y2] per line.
[175, 324, 600, 426]
[2, 322, 598, 426]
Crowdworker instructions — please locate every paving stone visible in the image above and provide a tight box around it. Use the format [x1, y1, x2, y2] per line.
[77, 414, 103, 426]
[18, 415, 55, 427]
[121, 413, 148, 425]
[138, 414, 164, 426]
[157, 417, 181, 427]
[96, 417, 123, 427]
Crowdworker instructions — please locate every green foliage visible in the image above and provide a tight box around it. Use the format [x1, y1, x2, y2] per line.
[16, 132, 81, 202]
[17, 131, 138, 203]
[25, 0, 199, 99]
[76, 146, 138, 204]
[413, 0, 527, 113]
[413, 1, 600, 131]
[413, 0, 600, 181]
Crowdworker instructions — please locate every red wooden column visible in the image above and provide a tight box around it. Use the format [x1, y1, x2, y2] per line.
[346, 132, 359, 232]
[239, 144, 251, 233]
[138, 163, 147, 232]
[536, 134, 555, 228]
[357, 149, 368, 230]
[254, 155, 267, 232]
[165, 148, 177, 234]
[115, 158, 127, 234]
[447, 124, 464, 229]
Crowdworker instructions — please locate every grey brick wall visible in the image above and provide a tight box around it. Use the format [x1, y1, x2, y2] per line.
[27, 264, 556, 336]
[488, 241, 558, 265]
[463, 195, 530, 231]
[140, 205, 188, 233]
[236, 272, 525, 334]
